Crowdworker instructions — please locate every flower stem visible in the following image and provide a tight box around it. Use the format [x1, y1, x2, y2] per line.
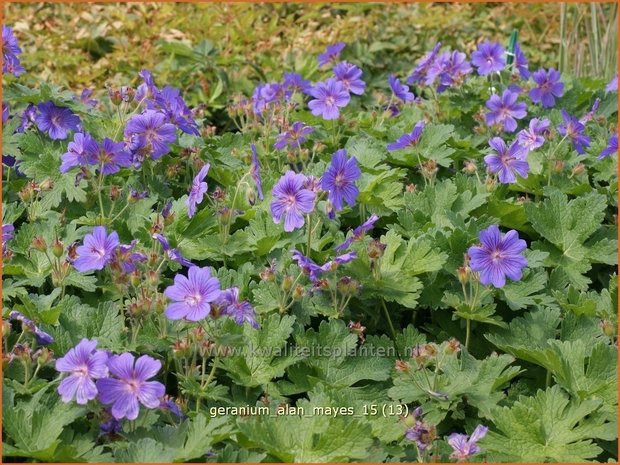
[547, 135, 568, 187]
[380, 299, 401, 358]
[306, 214, 313, 255]
[465, 319, 471, 350]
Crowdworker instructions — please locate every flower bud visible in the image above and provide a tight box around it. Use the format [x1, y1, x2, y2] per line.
[32, 235, 47, 252]
[347, 320, 366, 342]
[108, 88, 122, 106]
[39, 178, 54, 191]
[147, 270, 159, 286]
[212, 186, 226, 203]
[51, 238, 64, 258]
[444, 338, 461, 355]
[395, 359, 411, 373]
[421, 160, 438, 180]
[281, 275, 294, 291]
[2, 320, 10, 338]
[67, 243, 79, 260]
[218, 207, 232, 224]
[368, 240, 386, 260]
[19, 184, 34, 202]
[260, 266, 276, 282]
[485, 176, 496, 192]
[35, 347, 53, 365]
[246, 190, 257, 206]
[110, 185, 122, 201]
[337, 276, 361, 296]
[405, 183, 417, 193]
[130, 271, 141, 287]
[462, 160, 477, 174]
[599, 319, 615, 338]
[402, 408, 417, 426]
[292, 285, 304, 300]
[571, 163, 586, 176]
[172, 340, 192, 359]
[457, 266, 470, 284]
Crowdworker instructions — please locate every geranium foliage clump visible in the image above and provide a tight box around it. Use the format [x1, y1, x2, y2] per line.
[2, 23, 618, 464]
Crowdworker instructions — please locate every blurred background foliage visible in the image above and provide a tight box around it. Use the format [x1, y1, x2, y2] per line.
[3, 2, 617, 121]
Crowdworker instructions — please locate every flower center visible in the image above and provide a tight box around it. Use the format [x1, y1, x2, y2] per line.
[325, 96, 336, 106]
[491, 250, 503, 262]
[90, 246, 106, 258]
[73, 364, 89, 377]
[334, 173, 346, 187]
[124, 378, 141, 393]
[286, 194, 297, 208]
[185, 293, 203, 307]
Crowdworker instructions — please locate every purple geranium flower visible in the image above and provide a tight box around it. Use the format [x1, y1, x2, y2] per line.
[308, 78, 351, 120]
[468, 225, 527, 288]
[485, 90, 527, 132]
[387, 121, 426, 151]
[159, 396, 186, 419]
[115, 240, 147, 273]
[3, 53, 25, 76]
[448, 425, 489, 462]
[335, 214, 380, 251]
[321, 251, 358, 272]
[273, 122, 314, 150]
[512, 42, 529, 80]
[405, 407, 435, 452]
[321, 149, 361, 211]
[153, 233, 193, 267]
[598, 133, 618, 160]
[9, 311, 54, 345]
[2, 25, 21, 58]
[124, 110, 177, 160]
[471, 41, 505, 76]
[2, 223, 14, 252]
[35, 102, 81, 140]
[250, 144, 264, 201]
[407, 42, 442, 85]
[606, 75, 618, 93]
[96, 353, 165, 420]
[271, 171, 316, 232]
[60, 133, 100, 173]
[388, 74, 415, 103]
[333, 61, 366, 95]
[2, 101, 8, 124]
[2, 25, 24, 76]
[97, 138, 132, 175]
[79, 88, 98, 107]
[291, 249, 324, 282]
[558, 110, 590, 154]
[164, 266, 221, 321]
[186, 163, 210, 218]
[16, 104, 36, 134]
[484, 137, 529, 184]
[217, 287, 259, 329]
[529, 68, 564, 108]
[251, 82, 287, 115]
[517, 118, 550, 153]
[56, 339, 109, 404]
[149, 86, 199, 136]
[435, 51, 472, 92]
[318, 42, 345, 68]
[580, 98, 601, 125]
[74, 226, 120, 272]
[283, 72, 312, 94]
[136, 69, 158, 101]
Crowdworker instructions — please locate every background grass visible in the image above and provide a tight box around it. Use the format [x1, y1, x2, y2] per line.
[5, 3, 616, 92]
